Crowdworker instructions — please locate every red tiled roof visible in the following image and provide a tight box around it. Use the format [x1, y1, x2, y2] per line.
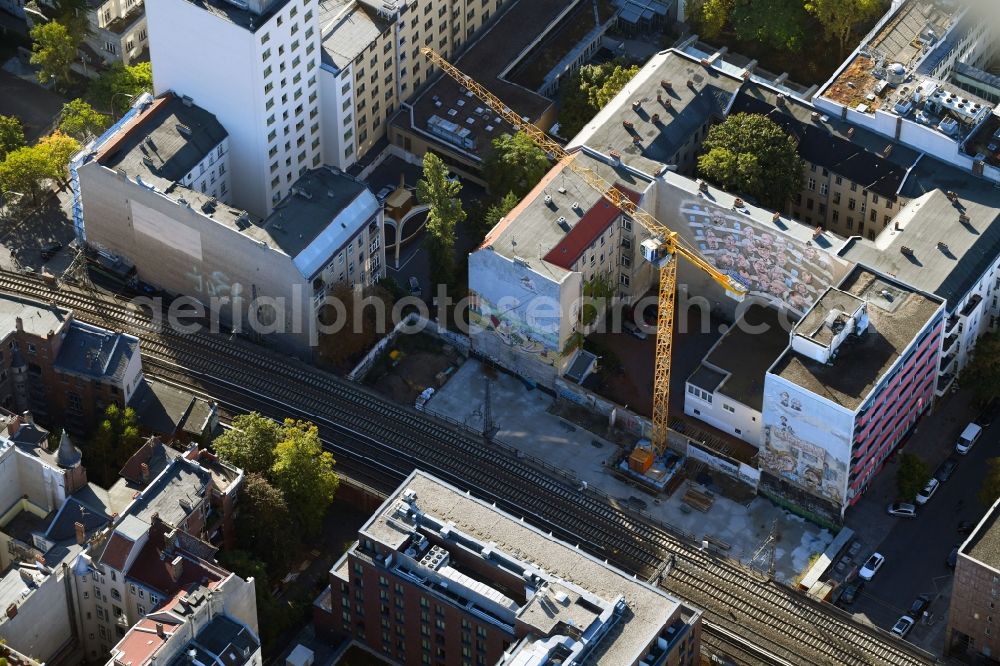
[126, 538, 225, 595]
[542, 186, 642, 270]
[112, 618, 179, 666]
[101, 533, 136, 571]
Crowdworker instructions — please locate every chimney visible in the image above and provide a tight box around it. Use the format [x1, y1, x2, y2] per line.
[776, 94, 786, 108]
[6, 414, 19, 437]
[156, 622, 165, 638]
[14, 317, 22, 333]
[74, 521, 86, 545]
[772, 212, 781, 224]
[900, 245, 914, 256]
[169, 555, 184, 583]
[140, 462, 150, 482]
[22, 411, 32, 426]
[733, 197, 744, 209]
[847, 127, 855, 139]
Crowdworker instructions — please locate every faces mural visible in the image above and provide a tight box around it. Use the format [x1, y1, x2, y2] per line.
[679, 200, 848, 315]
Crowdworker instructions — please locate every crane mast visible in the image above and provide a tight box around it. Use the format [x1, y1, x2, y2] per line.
[420, 47, 747, 454]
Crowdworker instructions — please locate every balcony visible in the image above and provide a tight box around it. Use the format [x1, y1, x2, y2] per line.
[960, 293, 983, 318]
[101, 3, 144, 36]
[942, 333, 958, 353]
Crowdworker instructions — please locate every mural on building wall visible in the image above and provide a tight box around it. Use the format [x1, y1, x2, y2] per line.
[468, 251, 565, 371]
[678, 200, 851, 314]
[760, 380, 852, 506]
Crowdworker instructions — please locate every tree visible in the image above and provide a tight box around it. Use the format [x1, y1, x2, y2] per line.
[30, 22, 76, 90]
[0, 116, 25, 161]
[896, 453, 929, 502]
[212, 412, 280, 476]
[731, 0, 808, 51]
[36, 131, 80, 182]
[980, 458, 1000, 506]
[962, 331, 1000, 405]
[483, 132, 551, 201]
[689, 0, 734, 39]
[88, 62, 153, 112]
[475, 190, 519, 240]
[236, 474, 299, 572]
[558, 60, 641, 139]
[806, 0, 884, 57]
[271, 420, 339, 538]
[0, 146, 52, 205]
[87, 405, 143, 486]
[697, 112, 803, 209]
[58, 99, 108, 140]
[416, 152, 465, 288]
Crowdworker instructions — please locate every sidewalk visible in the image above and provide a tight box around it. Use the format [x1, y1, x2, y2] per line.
[844, 389, 979, 549]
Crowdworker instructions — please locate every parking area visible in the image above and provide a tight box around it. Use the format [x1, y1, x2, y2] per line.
[0, 187, 78, 275]
[839, 389, 987, 654]
[424, 357, 834, 583]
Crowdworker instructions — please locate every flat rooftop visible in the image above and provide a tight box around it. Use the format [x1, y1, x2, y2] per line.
[96, 93, 227, 191]
[688, 304, 792, 412]
[821, 0, 960, 113]
[358, 471, 699, 666]
[477, 150, 652, 279]
[842, 159, 1000, 311]
[965, 501, 1000, 572]
[319, 0, 389, 72]
[770, 266, 942, 410]
[394, 0, 568, 159]
[0, 295, 69, 339]
[794, 288, 865, 348]
[569, 49, 744, 176]
[245, 167, 374, 271]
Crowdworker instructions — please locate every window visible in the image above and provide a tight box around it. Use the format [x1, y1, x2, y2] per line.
[104, 41, 117, 54]
[261, 32, 270, 45]
[807, 178, 816, 191]
[621, 218, 632, 231]
[848, 198, 856, 210]
[620, 273, 630, 287]
[723, 403, 735, 413]
[687, 385, 712, 404]
[820, 183, 828, 196]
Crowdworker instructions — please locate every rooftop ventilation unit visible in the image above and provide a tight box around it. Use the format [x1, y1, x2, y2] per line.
[176, 123, 192, 137]
[181, 95, 193, 107]
[938, 241, 949, 252]
[292, 187, 313, 200]
[543, 194, 552, 205]
[900, 245, 914, 256]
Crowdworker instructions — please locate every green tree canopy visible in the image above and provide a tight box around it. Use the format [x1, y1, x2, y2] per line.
[0, 132, 78, 204]
[896, 453, 929, 502]
[271, 420, 339, 538]
[87, 405, 143, 486]
[689, 0, 734, 39]
[980, 458, 1000, 507]
[558, 60, 640, 139]
[58, 99, 109, 140]
[961, 331, 1000, 404]
[483, 132, 551, 200]
[0, 116, 25, 161]
[235, 473, 299, 572]
[731, 0, 809, 51]
[416, 152, 464, 288]
[37, 131, 80, 182]
[476, 190, 519, 240]
[806, 0, 884, 57]
[212, 412, 281, 475]
[697, 112, 803, 209]
[30, 21, 76, 90]
[88, 62, 153, 113]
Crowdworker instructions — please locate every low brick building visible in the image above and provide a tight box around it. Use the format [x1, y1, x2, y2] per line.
[947, 498, 1000, 660]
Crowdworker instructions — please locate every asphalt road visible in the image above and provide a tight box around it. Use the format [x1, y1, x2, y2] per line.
[846, 415, 998, 646]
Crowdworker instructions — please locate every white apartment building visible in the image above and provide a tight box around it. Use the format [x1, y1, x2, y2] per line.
[146, 0, 323, 217]
[317, 0, 509, 170]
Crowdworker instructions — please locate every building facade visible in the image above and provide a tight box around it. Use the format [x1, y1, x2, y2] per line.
[947, 498, 1000, 661]
[146, 0, 323, 217]
[316, 470, 702, 666]
[760, 267, 944, 521]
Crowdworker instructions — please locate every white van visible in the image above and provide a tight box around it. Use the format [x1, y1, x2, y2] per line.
[956, 422, 983, 455]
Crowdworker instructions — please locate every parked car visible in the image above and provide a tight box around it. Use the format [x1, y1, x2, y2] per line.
[915, 478, 939, 505]
[935, 457, 959, 482]
[887, 502, 917, 518]
[956, 422, 983, 455]
[839, 581, 863, 605]
[859, 552, 885, 581]
[891, 615, 915, 639]
[623, 320, 648, 340]
[947, 547, 959, 568]
[408, 276, 422, 297]
[909, 593, 931, 618]
[40, 241, 62, 259]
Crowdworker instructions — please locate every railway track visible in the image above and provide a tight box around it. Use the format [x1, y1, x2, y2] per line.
[0, 271, 936, 666]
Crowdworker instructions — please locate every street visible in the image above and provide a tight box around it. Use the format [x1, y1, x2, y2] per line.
[842, 389, 993, 654]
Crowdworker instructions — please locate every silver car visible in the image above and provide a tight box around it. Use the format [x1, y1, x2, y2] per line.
[887, 502, 917, 518]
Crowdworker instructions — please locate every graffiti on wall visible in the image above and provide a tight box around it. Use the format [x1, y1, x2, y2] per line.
[760, 382, 851, 506]
[679, 200, 849, 314]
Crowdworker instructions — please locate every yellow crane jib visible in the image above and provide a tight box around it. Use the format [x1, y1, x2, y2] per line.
[420, 46, 747, 456]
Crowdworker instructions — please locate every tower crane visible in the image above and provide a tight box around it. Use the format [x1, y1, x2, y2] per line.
[421, 47, 747, 455]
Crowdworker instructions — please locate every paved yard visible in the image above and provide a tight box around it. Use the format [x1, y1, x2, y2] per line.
[424, 358, 834, 583]
[0, 66, 64, 142]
